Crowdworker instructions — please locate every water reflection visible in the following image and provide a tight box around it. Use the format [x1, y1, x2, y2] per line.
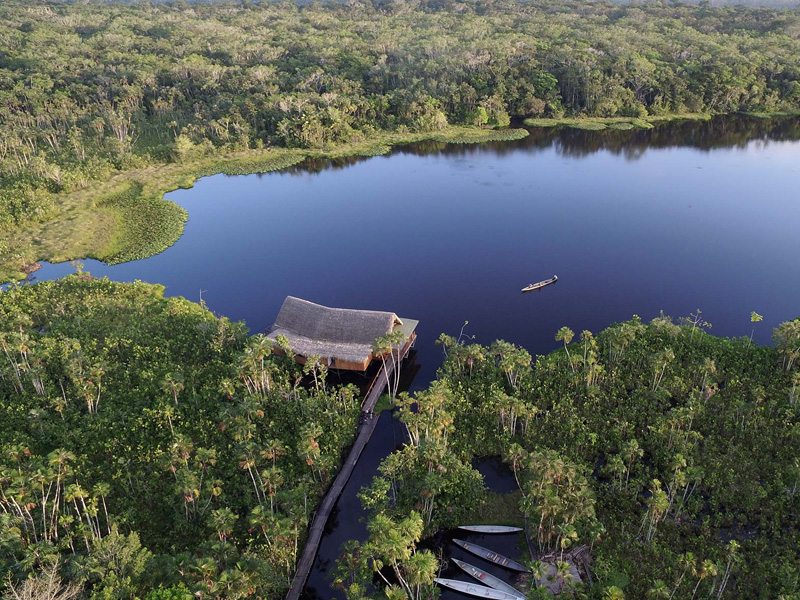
[292, 114, 800, 177]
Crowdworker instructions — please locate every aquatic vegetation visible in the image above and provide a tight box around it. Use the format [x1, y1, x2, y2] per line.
[432, 128, 530, 144]
[524, 117, 660, 130]
[101, 181, 188, 264]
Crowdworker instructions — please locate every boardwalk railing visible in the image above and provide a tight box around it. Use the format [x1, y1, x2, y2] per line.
[285, 337, 414, 600]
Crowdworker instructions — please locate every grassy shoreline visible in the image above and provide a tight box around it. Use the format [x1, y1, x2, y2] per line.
[742, 109, 800, 119]
[523, 113, 712, 131]
[524, 110, 800, 131]
[0, 126, 527, 284]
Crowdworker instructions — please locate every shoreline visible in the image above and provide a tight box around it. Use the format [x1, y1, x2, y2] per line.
[523, 110, 800, 131]
[0, 126, 527, 284]
[523, 113, 712, 131]
[3, 109, 799, 284]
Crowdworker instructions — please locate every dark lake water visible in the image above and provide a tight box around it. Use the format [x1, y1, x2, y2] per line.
[27, 115, 800, 598]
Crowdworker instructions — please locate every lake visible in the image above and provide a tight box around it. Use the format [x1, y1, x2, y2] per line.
[27, 115, 800, 598]
[31, 116, 800, 389]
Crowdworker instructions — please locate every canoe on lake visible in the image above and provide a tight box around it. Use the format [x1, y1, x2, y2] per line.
[521, 275, 558, 293]
[434, 578, 522, 600]
[459, 525, 523, 534]
[453, 539, 530, 572]
[452, 558, 526, 600]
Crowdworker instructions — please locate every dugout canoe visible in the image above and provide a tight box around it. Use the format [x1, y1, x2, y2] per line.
[434, 578, 521, 600]
[453, 539, 530, 572]
[452, 558, 526, 599]
[521, 275, 558, 293]
[459, 525, 523, 534]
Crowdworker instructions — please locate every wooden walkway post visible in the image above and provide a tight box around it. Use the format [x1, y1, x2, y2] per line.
[285, 337, 414, 600]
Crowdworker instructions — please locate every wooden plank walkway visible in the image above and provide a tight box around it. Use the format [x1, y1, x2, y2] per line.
[285, 337, 414, 600]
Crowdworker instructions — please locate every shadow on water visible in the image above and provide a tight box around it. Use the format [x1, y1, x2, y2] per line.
[473, 457, 519, 495]
[301, 352, 420, 600]
[301, 408, 405, 600]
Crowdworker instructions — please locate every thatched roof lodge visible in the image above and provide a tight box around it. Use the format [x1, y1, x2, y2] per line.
[266, 296, 419, 371]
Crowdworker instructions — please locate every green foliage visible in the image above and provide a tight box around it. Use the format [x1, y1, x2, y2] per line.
[516, 448, 601, 555]
[431, 128, 529, 144]
[4, 0, 800, 279]
[0, 277, 363, 598]
[144, 584, 191, 600]
[337, 511, 438, 600]
[368, 313, 800, 598]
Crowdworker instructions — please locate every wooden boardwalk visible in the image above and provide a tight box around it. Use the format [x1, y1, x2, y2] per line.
[285, 337, 415, 600]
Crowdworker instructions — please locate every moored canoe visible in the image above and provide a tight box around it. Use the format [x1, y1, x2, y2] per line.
[453, 539, 530, 572]
[459, 525, 523, 534]
[434, 578, 521, 600]
[452, 558, 526, 599]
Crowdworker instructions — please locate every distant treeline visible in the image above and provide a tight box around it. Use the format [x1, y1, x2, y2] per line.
[2, 0, 800, 229]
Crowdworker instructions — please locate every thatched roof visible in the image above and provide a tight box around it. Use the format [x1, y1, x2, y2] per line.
[266, 296, 413, 365]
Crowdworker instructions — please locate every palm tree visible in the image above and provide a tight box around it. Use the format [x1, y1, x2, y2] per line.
[404, 549, 438, 600]
[505, 443, 526, 490]
[670, 552, 696, 599]
[700, 357, 717, 396]
[238, 447, 263, 504]
[621, 438, 643, 488]
[248, 505, 275, 541]
[691, 559, 718, 600]
[158, 399, 177, 437]
[556, 523, 578, 561]
[298, 423, 323, 480]
[260, 466, 284, 515]
[580, 329, 594, 367]
[651, 348, 675, 392]
[211, 507, 238, 542]
[603, 585, 625, 600]
[647, 580, 670, 599]
[372, 335, 394, 397]
[641, 479, 669, 543]
[262, 439, 285, 468]
[774, 318, 800, 372]
[89, 362, 105, 413]
[555, 561, 574, 594]
[47, 448, 75, 530]
[365, 511, 431, 600]
[92, 482, 111, 536]
[160, 371, 185, 405]
[748, 311, 763, 346]
[555, 327, 575, 372]
[372, 331, 408, 399]
[464, 343, 485, 378]
[716, 541, 739, 599]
